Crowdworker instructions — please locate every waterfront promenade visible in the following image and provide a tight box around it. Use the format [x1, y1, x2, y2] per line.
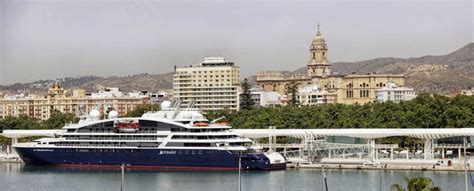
[288, 158, 473, 172]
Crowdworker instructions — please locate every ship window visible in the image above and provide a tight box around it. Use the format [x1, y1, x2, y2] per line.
[104, 121, 114, 127]
[139, 120, 158, 127]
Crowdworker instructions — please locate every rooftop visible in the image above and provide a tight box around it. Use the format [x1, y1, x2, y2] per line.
[200, 57, 235, 67]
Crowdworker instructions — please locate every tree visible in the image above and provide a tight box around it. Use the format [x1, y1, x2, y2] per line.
[240, 78, 255, 110]
[0, 115, 41, 130]
[41, 111, 79, 129]
[391, 177, 441, 191]
[124, 104, 161, 117]
[285, 81, 299, 107]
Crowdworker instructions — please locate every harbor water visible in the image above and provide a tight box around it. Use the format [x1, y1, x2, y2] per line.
[0, 163, 468, 191]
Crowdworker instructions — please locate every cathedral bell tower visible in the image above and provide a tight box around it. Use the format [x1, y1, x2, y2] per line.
[307, 24, 330, 78]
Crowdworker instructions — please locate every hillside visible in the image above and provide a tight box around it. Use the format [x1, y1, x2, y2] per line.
[0, 73, 174, 95]
[1, 43, 472, 95]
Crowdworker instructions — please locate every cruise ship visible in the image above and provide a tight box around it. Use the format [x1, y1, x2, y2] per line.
[13, 100, 286, 170]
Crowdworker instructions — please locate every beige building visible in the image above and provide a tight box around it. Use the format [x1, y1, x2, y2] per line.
[0, 82, 149, 120]
[257, 25, 405, 105]
[173, 57, 240, 111]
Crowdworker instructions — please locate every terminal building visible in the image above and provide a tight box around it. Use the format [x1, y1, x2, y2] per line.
[0, 82, 149, 120]
[256, 25, 408, 105]
[173, 57, 241, 111]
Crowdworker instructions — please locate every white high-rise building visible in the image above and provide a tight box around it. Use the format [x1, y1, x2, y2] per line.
[173, 57, 240, 111]
[375, 82, 417, 103]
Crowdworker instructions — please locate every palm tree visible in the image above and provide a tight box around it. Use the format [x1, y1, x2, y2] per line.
[391, 177, 441, 191]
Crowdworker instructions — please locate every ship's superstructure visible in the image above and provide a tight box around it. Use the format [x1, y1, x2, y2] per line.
[14, 100, 286, 170]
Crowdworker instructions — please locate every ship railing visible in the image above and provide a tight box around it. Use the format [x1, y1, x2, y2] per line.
[64, 137, 160, 141]
[68, 131, 162, 134]
[61, 138, 163, 141]
[54, 144, 154, 148]
[170, 138, 248, 141]
[65, 130, 231, 134]
[172, 130, 233, 134]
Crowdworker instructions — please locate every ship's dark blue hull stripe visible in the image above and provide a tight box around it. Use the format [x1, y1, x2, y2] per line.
[15, 147, 286, 170]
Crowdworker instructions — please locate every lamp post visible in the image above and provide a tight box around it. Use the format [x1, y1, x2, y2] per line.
[238, 151, 242, 191]
[464, 137, 468, 191]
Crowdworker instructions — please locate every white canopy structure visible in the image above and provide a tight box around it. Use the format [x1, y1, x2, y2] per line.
[233, 128, 474, 139]
[2, 128, 473, 139]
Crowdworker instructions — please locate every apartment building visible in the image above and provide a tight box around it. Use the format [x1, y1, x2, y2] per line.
[0, 82, 149, 120]
[173, 57, 240, 111]
[298, 85, 337, 105]
[375, 82, 417, 103]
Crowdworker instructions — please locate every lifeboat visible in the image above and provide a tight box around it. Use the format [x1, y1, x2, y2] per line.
[193, 122, 209, 127]
[116, 121, 140, 133]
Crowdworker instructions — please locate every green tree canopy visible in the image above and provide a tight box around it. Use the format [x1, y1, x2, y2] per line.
[0, 115, 41, 131]
[124, 104, 161, 117]
[391, 177, 441, 191]
[41, 111, 79, 129]
[205, 94, 473, 130]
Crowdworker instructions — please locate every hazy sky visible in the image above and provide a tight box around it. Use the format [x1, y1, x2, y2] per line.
[0, 0, 472, 85]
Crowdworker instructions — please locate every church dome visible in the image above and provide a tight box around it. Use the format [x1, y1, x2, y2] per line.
[312, 36, 326, 46]
[310, 24, 327, 48]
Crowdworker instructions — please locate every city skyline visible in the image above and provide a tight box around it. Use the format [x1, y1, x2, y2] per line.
[1, 0, 473, 85]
